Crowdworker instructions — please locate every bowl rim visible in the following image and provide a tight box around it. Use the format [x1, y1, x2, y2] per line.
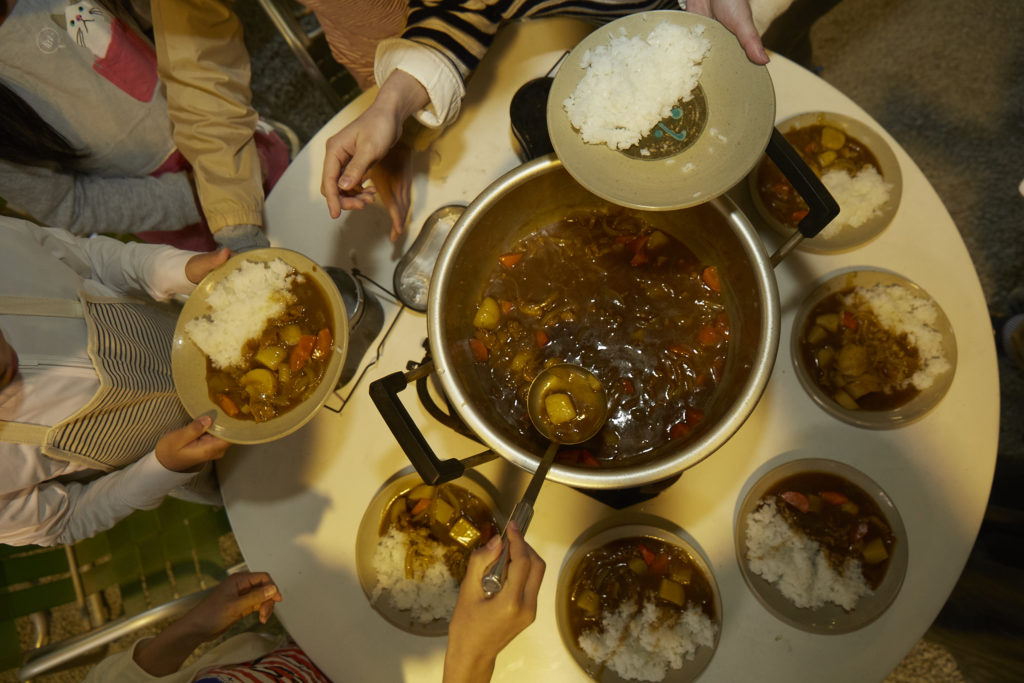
[353, 467, 504, 637]
[554, 512, 722, 682]
[747, 110, 903, 254]
[548, 9, 776, 211]
[789, 266, 958, 429]
[171, 247, 348, 444]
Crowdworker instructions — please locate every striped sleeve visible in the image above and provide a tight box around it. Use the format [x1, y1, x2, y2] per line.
[403, 0, 679, 78]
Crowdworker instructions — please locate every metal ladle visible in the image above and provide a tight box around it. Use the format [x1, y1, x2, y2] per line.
[481, 364, 608, 597]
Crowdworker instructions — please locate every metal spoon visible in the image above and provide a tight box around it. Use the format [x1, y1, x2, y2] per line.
[481, 364, 608, 597]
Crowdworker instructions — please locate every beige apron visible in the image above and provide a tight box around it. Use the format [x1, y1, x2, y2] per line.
[0, 290, 188, 472]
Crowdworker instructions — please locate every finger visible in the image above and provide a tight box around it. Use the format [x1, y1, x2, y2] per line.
[338, 197, 371, 211]
[258, 597, 277, 624]
[742, 35, 769, 65]
[725, 20, 768, 64]
[388, 204, 403, 243]
[338, 150, 375, 194]
[166, 415, 214, 451]
[520, 547, 546, 616]
[466, 532, 503, 578]
[502, 524, 534, 598]
[685, 0, 711, 17]
[321, 149, 346, 219]
[213, 247, 231, 265]
[178, 434, 230, 463]
[229, 581, 279, 623]
[234, 571, 274, 595]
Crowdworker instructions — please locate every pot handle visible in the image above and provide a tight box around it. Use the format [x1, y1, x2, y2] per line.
[510, 76, 555, 162]
[369, 362, 466, 485]
[764, 128, 841, 266]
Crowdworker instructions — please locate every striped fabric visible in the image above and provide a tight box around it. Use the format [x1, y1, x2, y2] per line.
[405, 0, 679, 78]
[43, 296, 189, 471]
[193, 643, 331, 683]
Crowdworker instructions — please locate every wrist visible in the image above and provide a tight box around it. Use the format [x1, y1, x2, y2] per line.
[133, 620, 206, 676]
[375, 70, 430, 123]
[442, 641, 496, 683]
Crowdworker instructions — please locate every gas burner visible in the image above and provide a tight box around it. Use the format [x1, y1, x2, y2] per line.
[323, 268, 404, 412]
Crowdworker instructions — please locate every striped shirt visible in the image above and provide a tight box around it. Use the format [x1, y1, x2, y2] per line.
[404, 0, 678, 79]
[194, 643, 331, 683]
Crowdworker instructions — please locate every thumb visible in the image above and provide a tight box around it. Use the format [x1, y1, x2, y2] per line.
[339, 149, 376, 192]
[171, 415, 213, 448]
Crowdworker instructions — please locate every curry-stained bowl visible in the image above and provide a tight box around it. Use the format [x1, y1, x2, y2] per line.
[748, 111, 902, 253]
[171, 248, 347, 444]
[549, 10, 775, 210]
[735, 457, 908, 634]
[555, 513, 721, 682]
[791, 268, 956, 429]
[354, 468, 503, 637]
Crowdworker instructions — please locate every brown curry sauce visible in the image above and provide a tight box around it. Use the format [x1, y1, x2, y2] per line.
[469, 209, 729, 468]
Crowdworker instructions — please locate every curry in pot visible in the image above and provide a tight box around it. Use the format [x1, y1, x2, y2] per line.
[467, 209, 730, 468]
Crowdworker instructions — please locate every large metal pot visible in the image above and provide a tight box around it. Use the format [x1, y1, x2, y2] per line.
[372, 138, 836, 489]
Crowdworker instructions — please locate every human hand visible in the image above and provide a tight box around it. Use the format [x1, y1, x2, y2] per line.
[321, 70, 428, 222]
[155, 415, 230, 473]
[133, 572, 281, 676]
[180, 571, 282, 640]
[368, 142, 413, 242]
[443, 522, 546, 683]
[185, 247, 231, 284]
[686, 0, 769, 64]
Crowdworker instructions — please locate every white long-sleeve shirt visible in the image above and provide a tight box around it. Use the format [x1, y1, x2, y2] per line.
[0, 217, 201, 547]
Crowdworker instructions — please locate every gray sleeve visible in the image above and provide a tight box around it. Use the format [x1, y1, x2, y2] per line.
[0, 159, 202, 235]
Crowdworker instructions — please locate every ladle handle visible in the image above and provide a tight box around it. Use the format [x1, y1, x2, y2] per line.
[481, 501, 534, 598]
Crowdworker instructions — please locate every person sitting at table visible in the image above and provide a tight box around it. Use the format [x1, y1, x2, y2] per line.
[0, 216, 231, 548]
[0, 0, 289, 253]
[318, 0, 771, 240]
[82, 523, 546, 682]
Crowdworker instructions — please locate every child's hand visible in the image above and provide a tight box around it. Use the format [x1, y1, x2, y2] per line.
[321, 70, 428, 223]
[155, 415, 229, 473]
[181, 571, 283, 641]
[443, 522, 545, 683]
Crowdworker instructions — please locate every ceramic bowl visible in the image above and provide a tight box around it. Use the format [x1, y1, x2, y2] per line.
[791, 268, 956, 429]
[548, 10, 775, 210]
[555, 513, 721, 682]
[748, 111, 902, 253]
[735, 457, 908, 634]
[171, 248, 347, 444]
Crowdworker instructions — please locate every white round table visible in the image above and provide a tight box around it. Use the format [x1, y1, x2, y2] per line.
[218, 17, 999, 682]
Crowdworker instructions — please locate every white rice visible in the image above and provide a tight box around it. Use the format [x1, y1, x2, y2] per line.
[578, 599, 716, 682]
[745, 497, 871, 611]
[371, 527, 459, 624]
[185, 258, 298, 369]
[819, 165, 892, 239]
[563, 21, 711, 150]
[846, 283, 950, 390]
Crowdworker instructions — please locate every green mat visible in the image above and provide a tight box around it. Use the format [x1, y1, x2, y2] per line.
[0, 498, 232, 673]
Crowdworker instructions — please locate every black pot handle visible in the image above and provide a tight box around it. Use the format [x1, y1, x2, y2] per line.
[510, 76, 555, 162]
[369, 363, 465, 485]
[765, 128, 840, 239]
